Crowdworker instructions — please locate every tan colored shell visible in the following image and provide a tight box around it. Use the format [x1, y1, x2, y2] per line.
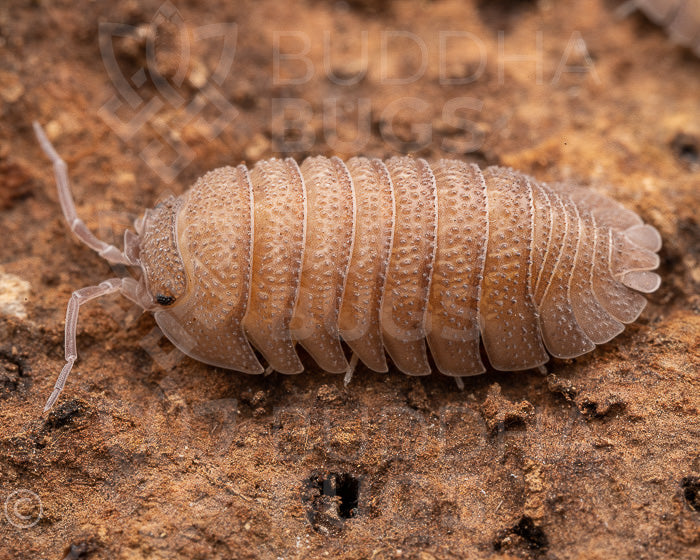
[142, 156, 662, 378]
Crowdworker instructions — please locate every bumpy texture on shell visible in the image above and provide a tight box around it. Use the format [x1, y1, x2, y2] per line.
[142, 157, 662, 377]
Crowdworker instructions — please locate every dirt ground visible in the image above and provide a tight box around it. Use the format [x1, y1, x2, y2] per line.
[0, 0, 698, 558]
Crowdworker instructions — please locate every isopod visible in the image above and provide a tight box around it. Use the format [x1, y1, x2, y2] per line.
[621, 0, 700, 56]
[33, 122, 662, 411]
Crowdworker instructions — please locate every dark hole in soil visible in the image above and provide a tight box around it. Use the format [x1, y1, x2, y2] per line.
[62, 542, 95, 560]
[579, 400, 598, 416]
[44, 399, 83, 430]
[681, 476, 700, 511]
[302, 472, 361, 535]
[494, 515, 549, 553]
[670, 133, 699, 164]
[334, 473, 360, 518]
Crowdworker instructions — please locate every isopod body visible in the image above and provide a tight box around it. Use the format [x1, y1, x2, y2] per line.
[33, 123, 662, 410]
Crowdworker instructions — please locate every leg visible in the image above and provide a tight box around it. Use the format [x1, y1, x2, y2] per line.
[44, 278, 128, 411]
[32, 121, 134, 266]
[344, 353, 359, 386]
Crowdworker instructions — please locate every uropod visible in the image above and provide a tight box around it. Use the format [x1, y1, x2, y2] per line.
[33, 122, 662, 411]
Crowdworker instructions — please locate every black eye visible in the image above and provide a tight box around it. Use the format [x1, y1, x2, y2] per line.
[156, 294, 176, 306]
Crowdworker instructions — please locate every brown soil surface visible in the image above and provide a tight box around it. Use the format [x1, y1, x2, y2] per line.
[1, 0, 698, 558]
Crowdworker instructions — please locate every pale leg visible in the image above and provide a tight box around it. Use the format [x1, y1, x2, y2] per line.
[45, 278, 131, 411]
[33, 121, 134, 266]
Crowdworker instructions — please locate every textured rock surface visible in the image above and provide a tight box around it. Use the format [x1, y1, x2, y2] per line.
[0, 0, 698, 558]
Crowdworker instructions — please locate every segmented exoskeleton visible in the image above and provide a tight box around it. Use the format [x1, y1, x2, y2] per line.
[33, 122, 662, 411]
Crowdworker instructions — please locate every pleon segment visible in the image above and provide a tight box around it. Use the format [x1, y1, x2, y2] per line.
[479, 167, 548, 371]
[529, 182, 553, 298]
[426, 160, 488, 377]
[292, 156, 355, 373]
[591, 228, 648, 323]
[549, 182, 662, 305]
[564, 207, 624, 345]
[155, 166, 263, 373]
[338, 157, 395, 372]
[610, 230, 661, 292]
[549, 183, 642, 231]
[534, 189, 567, 305]
[537, 190, 596, 358]
[243, 158, 306, 374]
[619, 270, 661, 293]
[624, 224, 662, 252]
[381, 157, 437, 375]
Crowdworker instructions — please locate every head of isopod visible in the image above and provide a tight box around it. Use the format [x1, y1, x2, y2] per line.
[33, 122, 199, 411]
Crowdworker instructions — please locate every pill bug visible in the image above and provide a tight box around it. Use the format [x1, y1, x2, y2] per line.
[33, 122, 662, 411]
[621, 0, 700, 56]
